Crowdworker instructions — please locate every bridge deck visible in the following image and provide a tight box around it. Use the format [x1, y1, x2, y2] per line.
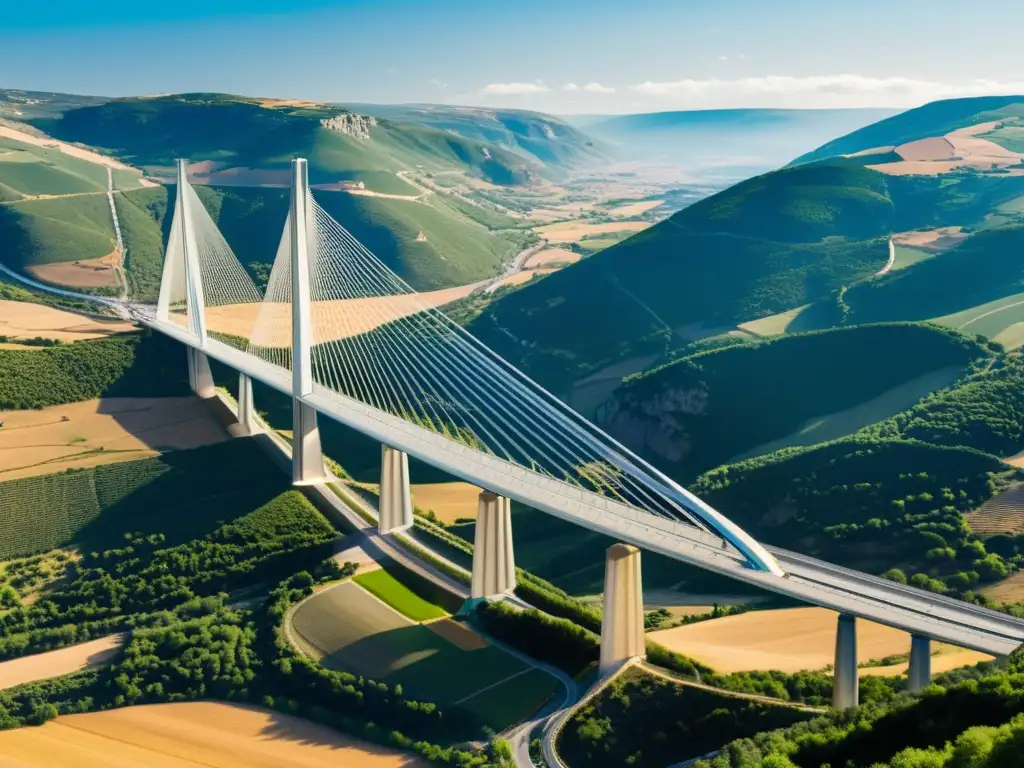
[138, 310, 1024, 658]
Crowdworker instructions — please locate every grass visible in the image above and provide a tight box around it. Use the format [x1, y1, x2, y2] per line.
[455, 667, 557, 729]
[0, 195, 115, 269]
[891, 244, 935, 270]
[730, 365, 967, 462]
[933, 290, 1024, 349]
[0, 135, 114, 197]
[290, 580, 556, 727]
[353, 567, 449, 622]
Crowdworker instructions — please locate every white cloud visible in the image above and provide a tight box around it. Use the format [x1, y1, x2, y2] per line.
[630, 75, 1024, 108]
[482, 82, 550, 95]
[717, 55, 729, 61]
[430, 78, 447, 89]
[583, 82, 616, 94]
[562, 82, 580, 91]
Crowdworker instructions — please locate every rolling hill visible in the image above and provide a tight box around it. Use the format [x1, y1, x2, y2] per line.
[794, 95, 1024, 164]
[29, 93, 542, 189]
[596, 323, 990, 479]
[341, 102, 607, 171]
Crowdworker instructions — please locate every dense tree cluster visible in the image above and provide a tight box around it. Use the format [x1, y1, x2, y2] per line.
[562, 668, 814, 768]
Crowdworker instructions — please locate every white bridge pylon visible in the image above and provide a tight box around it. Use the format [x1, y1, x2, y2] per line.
[158, 157, 783, 576]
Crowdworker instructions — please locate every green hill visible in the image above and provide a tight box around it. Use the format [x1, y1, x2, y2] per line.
[0, 195, 116, 268]
[112, 182, 528, 302]
[31, 93, 541, 188]
[597, 323, 990, 479]
[794, 95, 1024, 163]
[471, 148, 1024, 392]
[342, 103, 607, 171]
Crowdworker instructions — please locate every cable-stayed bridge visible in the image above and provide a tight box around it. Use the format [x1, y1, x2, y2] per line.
[88, 159, 1024, 707]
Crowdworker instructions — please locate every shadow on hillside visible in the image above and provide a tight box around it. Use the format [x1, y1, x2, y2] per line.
[251, 703, 426, 763]
[71, 437, 287, 552]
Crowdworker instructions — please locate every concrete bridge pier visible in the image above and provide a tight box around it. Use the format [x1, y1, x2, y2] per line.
[236, 373, 259, 436]
[600, 543, 645, 676]
[379, 445, 414, 534]
[833, 613, 858, 709]
[187, 348, 216, 399]
[908, 634, 931, 693]
[471, 491, 516, 599]
[292, 399, 329, 485]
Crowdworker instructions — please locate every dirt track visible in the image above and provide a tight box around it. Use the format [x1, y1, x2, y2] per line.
[0, 635, 123, 691]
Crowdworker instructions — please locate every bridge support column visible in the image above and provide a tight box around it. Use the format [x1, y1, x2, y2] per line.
[292, 399, 328, 485]
[471, 491, 516, 599]
[379, 445, 413, 534]
[187, 348, 215, 399]
[833, 613, 858, 709]
[237, 373, 259, 436]
[908, 635, 931, 693]
[600, 543, 645, 676]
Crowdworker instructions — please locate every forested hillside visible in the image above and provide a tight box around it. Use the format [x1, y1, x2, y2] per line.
[471, 155, 1024, 391]
[29, 93, 540, 187]
[597, 323, 991, 478]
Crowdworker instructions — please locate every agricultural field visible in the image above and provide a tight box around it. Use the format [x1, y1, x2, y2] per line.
[0, 702, 428, 767]
[933, 291, 1024, 349]
[0, 438, 289, 559]
[0, 397, 230, 482]
[0, 635, 122, 691]
[290, 580, 557, 729]
[0, 299, 133, 345]
[533, 219, 650, 244]
[410, 481, 481, 523]
[523, 247, 580, 269]
[353, 568, 448, 621]
[984, 569, 1024, 605]
[647, 607, 992, 674]
[966, 485, 1024, 536]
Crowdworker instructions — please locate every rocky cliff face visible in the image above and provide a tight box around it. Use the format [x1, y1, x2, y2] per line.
[595, 384, 709, 464]
[320, 113, 377, 139]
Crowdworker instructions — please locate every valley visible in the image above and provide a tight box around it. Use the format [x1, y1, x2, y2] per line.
[3, 80, 1024, 768]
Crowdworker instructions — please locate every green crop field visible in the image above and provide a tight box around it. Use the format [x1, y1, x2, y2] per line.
[0, 136, 107, 198]
[353, 567, 448, 621]
[0, 195, 115, 269]
[290, 580, 556, 728]
[0, 439, 288, 559]
[891, 244, 935, 271]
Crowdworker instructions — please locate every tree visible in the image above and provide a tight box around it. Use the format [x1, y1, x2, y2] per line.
[882, 568, 907, 584]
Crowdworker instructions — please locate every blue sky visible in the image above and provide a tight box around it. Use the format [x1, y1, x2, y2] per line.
[3, 0, 1024, 114]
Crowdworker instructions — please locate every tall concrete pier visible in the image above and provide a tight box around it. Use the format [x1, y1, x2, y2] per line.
[471, 491, 516, 598]
[908, 634, 931, 693]
[379, 445, 414, 533]
[600, 543, 645, 676]
[237, 373, 259, 435]
[187, 348, 216, 398]
[833, 613, 858, 709]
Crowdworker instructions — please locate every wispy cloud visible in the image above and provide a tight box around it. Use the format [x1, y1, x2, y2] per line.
[482, 81, 550, 95]
[583, 82, 615, 93]
[630, 75, 1024, 108]
[562, 82, 580, 91]
[430, 78, 447, 89]
[717, 55, 729, 61]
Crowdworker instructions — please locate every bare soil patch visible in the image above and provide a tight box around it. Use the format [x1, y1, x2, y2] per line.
[0, 126, 134, 171]
[892, 226, 966, 251]
[0, 300, 134, 342]
[27, 250, 121, 288]
[410, 481, 481, 523]
[984, 570, 1024, 605]
[0, 701, 427, 767]
[0, 397, 230, 481]
[425, 617, 489, 650]
[0, 635, 123, 691]
[210, 283, 486, 346]
[967, 484, 1024, 536]
[647, 606, 990, 674]
[490, 269, 555, 290]
[861, 650, 995, 677]
[524, 247, 581, 269]
[606, 200, 663, 217]
[534, 220, 649, 244]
